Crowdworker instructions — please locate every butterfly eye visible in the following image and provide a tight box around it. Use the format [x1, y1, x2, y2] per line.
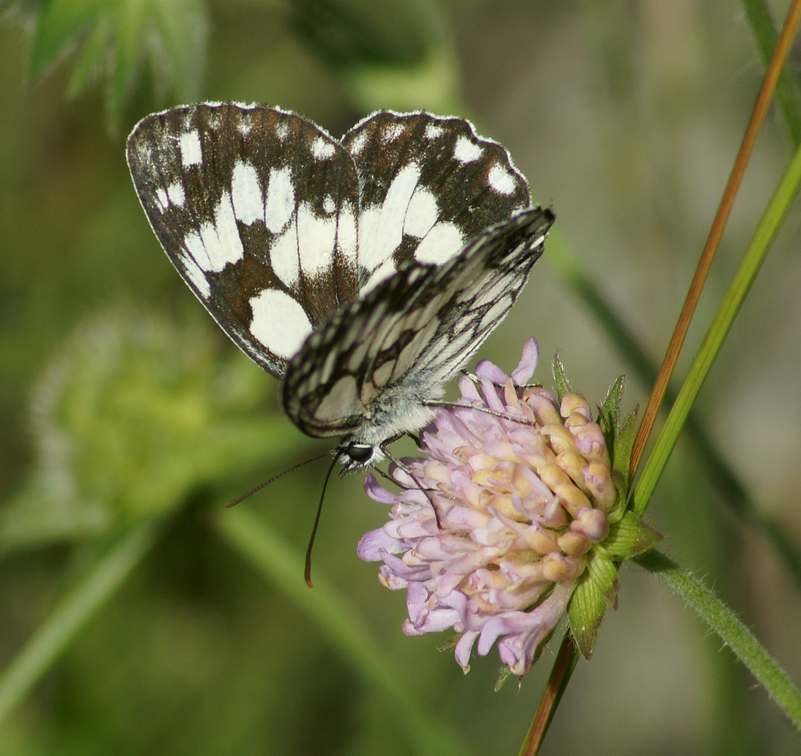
[345, 442, 374, 464]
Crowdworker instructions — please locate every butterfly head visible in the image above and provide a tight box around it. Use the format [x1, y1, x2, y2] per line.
[337, 439, 383, 473]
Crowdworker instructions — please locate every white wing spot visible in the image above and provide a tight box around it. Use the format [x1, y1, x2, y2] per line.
[488, 163, 516, 195]
[454, 136, 482, 163]
[358, 162, 420, 272]
[184, 231, 212, 271]
[312, 137, 335, 159]
[414, 222, 464, 264]
[270, 221, 299, 288]
[314, 375, 361, 422]
[383, 123, 405, 142]
[323, 195, 336, 214]
[249, 289, 311, 359]
[350, 131, 368, 155]
[404, 186, 439, 238]
[179, 253, 211, 298]
[197, 191, 244, 272]
[425, 123, 444, 140]
[231, 160, 263, 224]
[155, 187, 168, 211]
[166, 181, 185, 207]
[265, 166, 295, 233]
[180, 130, 202, 167]
[275, 121, 289, 141]
[338, 203, 357, 263]
[297, 202, 336, 277]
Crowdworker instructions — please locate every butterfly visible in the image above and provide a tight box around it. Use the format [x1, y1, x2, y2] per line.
[126, 102, 554, 471]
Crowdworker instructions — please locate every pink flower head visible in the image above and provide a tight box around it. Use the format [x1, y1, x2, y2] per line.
[357, 338, 615, 676]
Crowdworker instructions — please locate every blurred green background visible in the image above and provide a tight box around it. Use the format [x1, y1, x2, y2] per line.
[2, 1, 801, 754]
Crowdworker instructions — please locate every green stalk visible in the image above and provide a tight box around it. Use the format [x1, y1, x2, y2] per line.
[547, 232, 801, 588]
[0, 519, 162, 724]
[632, 138, 801, 513]
[214, 507, 464, 756]
[636, 550, 801, 731]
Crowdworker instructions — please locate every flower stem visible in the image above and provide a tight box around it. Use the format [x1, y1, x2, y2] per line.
[517, 633, 579, 756]
[213, 507, 465, 756]
[629, 0, 801, 475]
[547, 234, 801, 589]
[0, 519, 162, 724]
[633, 132, 801, 514]
[635, 550, 801, 731]
[523, 6, 801, 751]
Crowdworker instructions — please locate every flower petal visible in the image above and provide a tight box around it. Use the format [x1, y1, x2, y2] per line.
[511, 338, 539, 384]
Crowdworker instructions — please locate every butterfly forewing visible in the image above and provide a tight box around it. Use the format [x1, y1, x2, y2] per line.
[282, 207, 554, 440]
[343, 111, 530, 294]
[126, 102, 360, 377]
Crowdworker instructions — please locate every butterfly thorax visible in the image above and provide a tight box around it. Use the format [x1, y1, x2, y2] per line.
[337, 382, 440, 470]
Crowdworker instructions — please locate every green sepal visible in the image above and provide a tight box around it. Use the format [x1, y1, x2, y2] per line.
[612, 406, 639, 489]
[605, 405, 639, 523]
[597, 374, 625, 445]
[551, 354, 573, 402]
[568, 549, 617, 659]
[602, 511, 662, 560]
[494, 665, 513, 692]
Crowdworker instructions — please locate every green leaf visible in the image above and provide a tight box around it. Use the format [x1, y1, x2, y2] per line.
[65, 14, 110, 98]
[30, 0, 103, 78]
[637, 550, 801, 730]
[602, 511, 662, 560]
[148, 0, 207, 103]
[107, 0, 149, 129]
[567, 549, 617, 659]
[551, 353, 573, 402]
[26, 0, 209, 133]
[742, 0, 801, 146]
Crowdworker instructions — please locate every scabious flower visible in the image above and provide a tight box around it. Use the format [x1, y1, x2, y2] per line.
[357, 338, 616, 676]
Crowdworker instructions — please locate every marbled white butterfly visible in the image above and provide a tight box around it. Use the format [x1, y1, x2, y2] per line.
[126, 103, 554, 471]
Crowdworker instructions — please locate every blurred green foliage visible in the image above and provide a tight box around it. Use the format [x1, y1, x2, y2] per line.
[27, 0, 208, 130]
[1, 308, 288, 552]
[1, 1, 801, 755]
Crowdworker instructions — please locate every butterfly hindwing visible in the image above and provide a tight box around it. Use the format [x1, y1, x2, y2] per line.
[126, 102, 361, 377]
[282, 207, 554, 440]
[343, 111, 530, 294]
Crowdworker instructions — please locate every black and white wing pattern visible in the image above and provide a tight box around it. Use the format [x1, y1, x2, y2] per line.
[282, 207, 554, 441]
[126, 102, 360, 377]
[343, 111, 530, 293]
[127, 102, 554, 454]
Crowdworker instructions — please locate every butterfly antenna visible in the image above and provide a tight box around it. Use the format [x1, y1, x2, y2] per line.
[225, 452, 330, 508]
[304, 454, 340, 588]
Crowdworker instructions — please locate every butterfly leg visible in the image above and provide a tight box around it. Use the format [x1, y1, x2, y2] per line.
[378, 443, 444, 530]
[424, 400, 535, 427]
